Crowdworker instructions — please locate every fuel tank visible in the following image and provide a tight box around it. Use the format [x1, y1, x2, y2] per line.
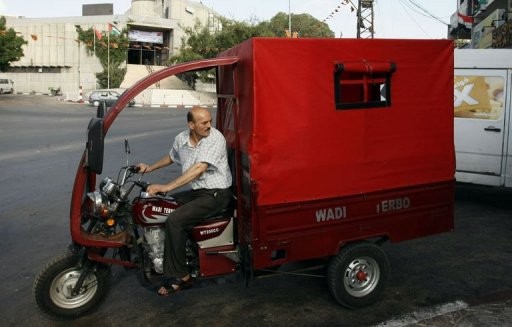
[132, 196, 179, 226]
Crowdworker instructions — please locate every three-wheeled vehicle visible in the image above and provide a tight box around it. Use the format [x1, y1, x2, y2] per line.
[33, 38, 455, 319]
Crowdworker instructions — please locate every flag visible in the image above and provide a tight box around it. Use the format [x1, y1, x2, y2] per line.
[94, 28, 102, 41]
[109, 23, 121, 36]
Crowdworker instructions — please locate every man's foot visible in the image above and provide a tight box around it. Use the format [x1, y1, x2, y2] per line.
[157, 275, 193, 296]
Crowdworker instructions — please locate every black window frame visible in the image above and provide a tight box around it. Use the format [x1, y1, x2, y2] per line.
[334, 61, 396, 110]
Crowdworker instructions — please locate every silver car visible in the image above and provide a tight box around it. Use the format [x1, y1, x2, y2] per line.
[88, 89, 135, 107]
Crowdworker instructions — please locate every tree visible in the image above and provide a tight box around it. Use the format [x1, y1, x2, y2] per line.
[170, 14, 333, 87]
[75, 25, 129, 88]
[0, 16, 27, 72]
[268, 12, 334, 38]
[171, 13, 334, 65]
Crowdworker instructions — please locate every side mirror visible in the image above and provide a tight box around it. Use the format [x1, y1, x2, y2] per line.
[97, 101, 107, 118]
[84, 117, 104, 174]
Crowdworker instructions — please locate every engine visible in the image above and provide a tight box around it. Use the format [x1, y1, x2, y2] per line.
[144, 227, 166, 274]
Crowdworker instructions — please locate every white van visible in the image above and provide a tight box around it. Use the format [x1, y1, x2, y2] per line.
[0, 78, 14, 94]
[454, 49, 512, 188]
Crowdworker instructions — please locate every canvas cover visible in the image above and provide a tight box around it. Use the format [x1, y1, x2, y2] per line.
[219, 38, 454, 206]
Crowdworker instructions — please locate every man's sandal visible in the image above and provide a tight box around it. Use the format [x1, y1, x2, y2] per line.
[157, 277, 193, 297]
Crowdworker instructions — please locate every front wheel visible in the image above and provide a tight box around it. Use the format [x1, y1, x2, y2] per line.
[33, 252, 111, 320]
[327, 242, 389, 308]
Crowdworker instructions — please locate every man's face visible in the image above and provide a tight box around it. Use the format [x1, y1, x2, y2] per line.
[190, 109, 212, 138]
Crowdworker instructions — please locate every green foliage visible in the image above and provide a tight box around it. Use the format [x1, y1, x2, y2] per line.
[0, 16, 28, 72]
[75, 25, 129, 88]
[170, 13, 333, 87]
[268, 12, 334, 38]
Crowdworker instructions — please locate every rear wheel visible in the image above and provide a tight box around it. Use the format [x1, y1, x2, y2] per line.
[327, 242, 389, 308]
[33, 252, 111, 320]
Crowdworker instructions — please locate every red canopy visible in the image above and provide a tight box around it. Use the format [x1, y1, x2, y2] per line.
[220, 38, 454, 206]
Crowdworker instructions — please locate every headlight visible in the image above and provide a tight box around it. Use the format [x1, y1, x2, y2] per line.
[87, 191, 109, 217]
[100, 177, 118, 197]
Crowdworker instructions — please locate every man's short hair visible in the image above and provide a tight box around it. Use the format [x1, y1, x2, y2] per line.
[187, 106, 208, 123]
[187, 111, 194, 123]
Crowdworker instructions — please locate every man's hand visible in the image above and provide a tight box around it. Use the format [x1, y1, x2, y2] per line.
[136, 163, 150, 173]
[147, 184, 167, 196]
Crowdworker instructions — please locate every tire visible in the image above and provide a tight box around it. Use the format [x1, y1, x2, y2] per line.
[327, 242, 389, 308]
[93, 100, 100, 107]
[33, 253, 111, 320]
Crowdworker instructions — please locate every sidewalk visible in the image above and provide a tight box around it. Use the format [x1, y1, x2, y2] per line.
[415, 299, 512, 326]
[377, 291, 512, 326]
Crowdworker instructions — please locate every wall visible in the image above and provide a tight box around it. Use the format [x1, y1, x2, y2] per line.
[4, 0, 221, 96]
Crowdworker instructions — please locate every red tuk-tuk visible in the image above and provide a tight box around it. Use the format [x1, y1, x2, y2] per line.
[34, 38, 455, 319]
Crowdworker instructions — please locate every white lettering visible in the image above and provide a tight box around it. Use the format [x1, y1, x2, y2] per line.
[151, 206, 174, 214]
[454, 78, 468, 89]
[316, 206, 347, 222]
[200, 228, 220, 236]
[454, 84, 478, 107]
[377, 197, 411, 213]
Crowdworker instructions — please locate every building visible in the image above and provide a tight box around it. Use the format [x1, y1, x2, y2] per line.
[449, 0, 512, 49]
[3, 0, 221, 100]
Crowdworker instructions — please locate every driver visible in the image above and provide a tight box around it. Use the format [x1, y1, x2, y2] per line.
[136, 106, 232, 296]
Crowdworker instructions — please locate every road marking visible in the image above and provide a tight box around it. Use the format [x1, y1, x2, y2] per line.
[374, 300, 469, 326]
[0, 130, 168, 162]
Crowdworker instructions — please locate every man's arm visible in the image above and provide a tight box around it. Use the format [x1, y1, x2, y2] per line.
[137, 154, 173, 173]
[147, 162, 208, 195]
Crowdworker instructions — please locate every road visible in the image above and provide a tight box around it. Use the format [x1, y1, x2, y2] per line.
[0, 95, 511, 326]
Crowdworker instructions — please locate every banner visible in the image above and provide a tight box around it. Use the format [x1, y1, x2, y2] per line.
[128, 30, 163, 44]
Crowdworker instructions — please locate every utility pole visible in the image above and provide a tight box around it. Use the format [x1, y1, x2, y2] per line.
[289, 0, 291, 35]
[357, 0, 375, 39]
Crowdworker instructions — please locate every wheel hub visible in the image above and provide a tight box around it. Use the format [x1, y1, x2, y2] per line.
[343, 257, 380, 297]
[50, 268, 98, 309]
[355, 269, 368, 282]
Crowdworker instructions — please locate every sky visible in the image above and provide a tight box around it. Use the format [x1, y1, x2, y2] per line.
[0, 0, 457, 39]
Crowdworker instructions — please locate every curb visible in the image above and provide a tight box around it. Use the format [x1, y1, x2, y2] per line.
[375, 290, 512, 326]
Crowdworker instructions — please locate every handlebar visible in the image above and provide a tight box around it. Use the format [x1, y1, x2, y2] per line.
[134, 180, 150, 190]
[125, 165, 166, 197]
[128, 165, 141, 173]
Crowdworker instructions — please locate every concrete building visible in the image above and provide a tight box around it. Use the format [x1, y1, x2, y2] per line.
[3, 0, 221, 102]
[449, 0, 512, 49]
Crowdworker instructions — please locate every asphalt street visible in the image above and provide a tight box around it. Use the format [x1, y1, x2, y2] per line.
[0, 94, 511, 326]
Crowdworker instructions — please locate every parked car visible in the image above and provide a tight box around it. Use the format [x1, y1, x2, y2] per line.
[88, 89, 135, 107]
[0, 78, 14, 94]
